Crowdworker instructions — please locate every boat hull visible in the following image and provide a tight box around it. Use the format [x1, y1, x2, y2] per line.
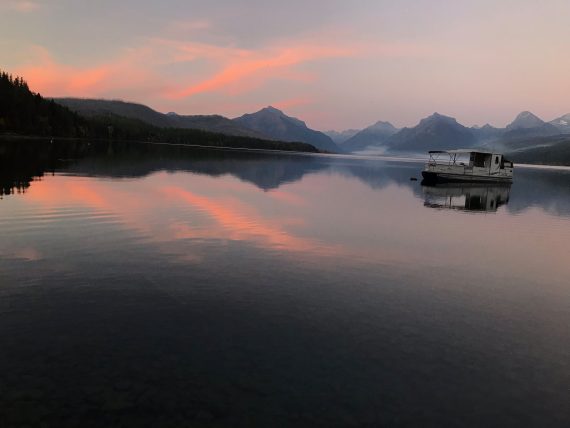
[422, 170, 513, 184]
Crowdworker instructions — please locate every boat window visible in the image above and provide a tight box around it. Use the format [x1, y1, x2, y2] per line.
[471, 153, 488, 167]
[495, 157, 499, 164]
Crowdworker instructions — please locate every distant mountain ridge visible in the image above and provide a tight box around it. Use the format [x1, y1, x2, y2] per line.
[385, 113, 476, 152]
[471, 124, 504, 143]
[54, 98, 269, 139]
[233, 106, 340, 152]
[53, 96, 570, 159]
[342, 121, 399, 152]
[324, 129, 360, 144]
[506, 111, 546, 130]
[549, 113, 570, 133]
[335, 110, 570, 155]
[499, 110, 560, 140]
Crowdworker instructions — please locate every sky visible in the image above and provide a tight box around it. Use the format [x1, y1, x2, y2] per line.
[1, 0, 570, 130]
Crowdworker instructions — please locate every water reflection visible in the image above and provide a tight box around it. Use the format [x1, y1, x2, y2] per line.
[0, 138, 57, 198]
[0, 139, 327, 193]
[1, 139, 570, 426]
[2, 140, 570, 217]
[422, 183, 511, 212]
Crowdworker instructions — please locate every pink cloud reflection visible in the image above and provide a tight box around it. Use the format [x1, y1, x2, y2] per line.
[21, 174, 339, 257]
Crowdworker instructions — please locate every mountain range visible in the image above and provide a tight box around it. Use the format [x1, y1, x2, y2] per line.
[53, 97, 570, 163]
[341, 121, 399, 152]
[499, 111, 561, 140]
[333, 110, 570, 156]
[324, 129, 360, 144]
[549, 113, 570, 133]
[385, 113, 477, 152]
[233, 106, 339, 152]
[54, 98, 268, 139]
[56, 99, 339, 152]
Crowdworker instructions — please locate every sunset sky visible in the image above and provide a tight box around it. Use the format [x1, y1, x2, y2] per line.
[2, 0, 569, 130]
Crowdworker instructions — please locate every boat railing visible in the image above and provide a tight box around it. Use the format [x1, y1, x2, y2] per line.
[426, 162, 469, 172]
[428, 152, 462, 167]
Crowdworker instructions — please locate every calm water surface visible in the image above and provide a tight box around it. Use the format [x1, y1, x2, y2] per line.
[1, 140, 569, 427]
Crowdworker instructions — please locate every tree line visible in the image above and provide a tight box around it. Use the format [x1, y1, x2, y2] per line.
[0, 71, 85, 136]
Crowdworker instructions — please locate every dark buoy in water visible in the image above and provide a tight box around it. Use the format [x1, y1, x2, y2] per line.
[410, 177, 418, 181]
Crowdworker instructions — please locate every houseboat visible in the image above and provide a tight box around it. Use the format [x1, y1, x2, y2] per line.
[422, 150, 514, 183]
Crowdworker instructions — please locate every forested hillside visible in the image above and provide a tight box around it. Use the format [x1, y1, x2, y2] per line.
[0, 71, 318, 153]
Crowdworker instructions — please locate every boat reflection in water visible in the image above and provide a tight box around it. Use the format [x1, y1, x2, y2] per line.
[421, 181, 511, 212]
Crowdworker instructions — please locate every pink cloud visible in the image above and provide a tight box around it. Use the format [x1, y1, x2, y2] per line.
[3, 0, 40, 13]
[165, 43, 358, 99]
[14, 37, 361, 101]
[15, 45, 159, 98]
[13, 31, 429, 121]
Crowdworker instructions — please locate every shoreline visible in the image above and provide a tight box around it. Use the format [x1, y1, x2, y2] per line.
[2, 134, 570, 168]
[0, 133, 321, 155]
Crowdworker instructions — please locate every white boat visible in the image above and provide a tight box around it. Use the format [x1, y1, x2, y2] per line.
[422, 150, 514, 183]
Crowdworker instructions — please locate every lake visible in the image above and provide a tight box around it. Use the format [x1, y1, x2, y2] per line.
[1, 139, 569, 427]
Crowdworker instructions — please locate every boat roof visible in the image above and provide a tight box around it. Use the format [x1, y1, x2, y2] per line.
[428, 149, 495, 155]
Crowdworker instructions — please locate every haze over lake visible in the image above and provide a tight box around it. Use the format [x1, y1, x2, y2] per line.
[1, 140, 569, 427]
